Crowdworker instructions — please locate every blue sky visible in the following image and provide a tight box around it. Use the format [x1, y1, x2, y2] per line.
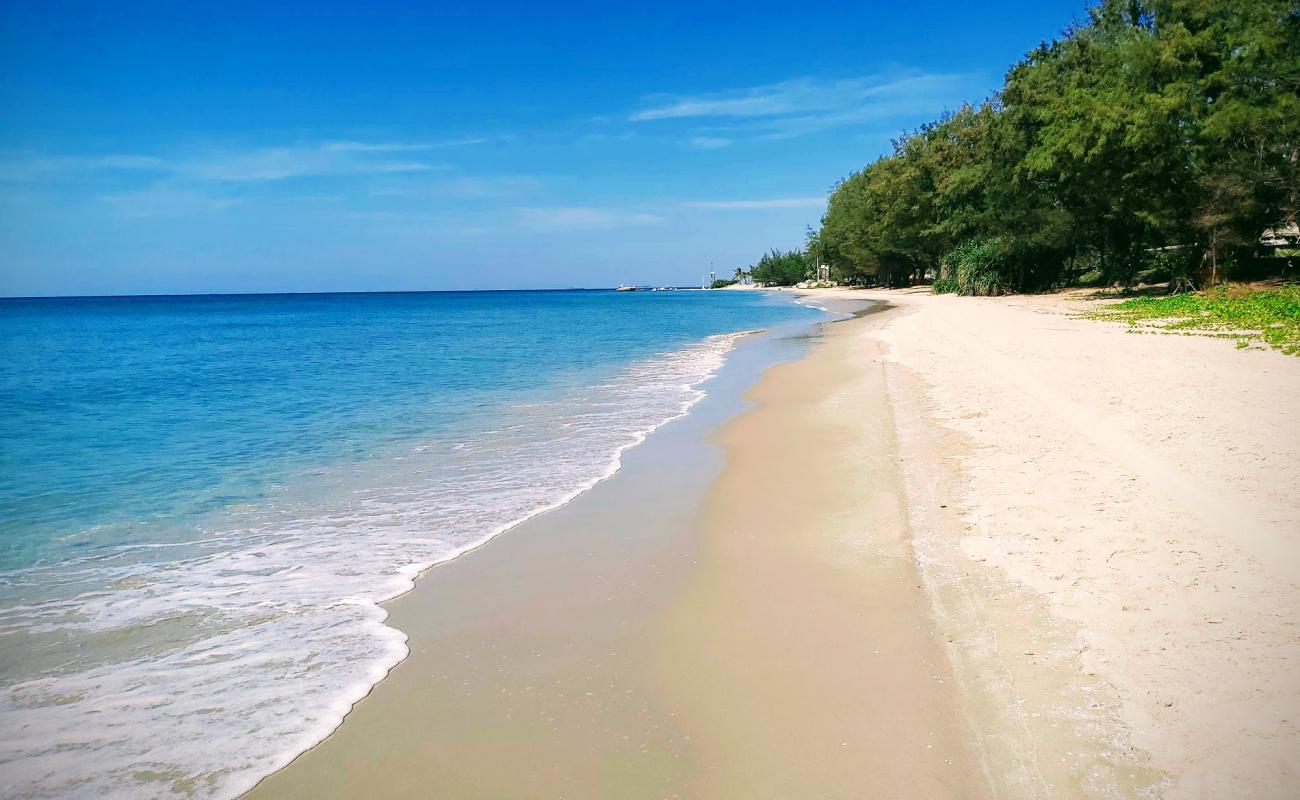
[0, 1, 1084, 296]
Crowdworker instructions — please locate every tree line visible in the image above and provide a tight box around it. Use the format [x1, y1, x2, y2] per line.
[750, 0, 1299, 293]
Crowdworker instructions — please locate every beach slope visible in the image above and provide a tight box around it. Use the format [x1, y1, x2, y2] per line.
[857, 287, 1300, 799]
[252, 288, 1299, 799]
[248, 304, 992, 798]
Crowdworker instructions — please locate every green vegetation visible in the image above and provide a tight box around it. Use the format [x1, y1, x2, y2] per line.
[709, 278, 737, 289]
[749, 249, 812, 287]
[747, 0, 1299, 295]
[935, 237, 1055, 296]
[1090, 285, 1300, 354]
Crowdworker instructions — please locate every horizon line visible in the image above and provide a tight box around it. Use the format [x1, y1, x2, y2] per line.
[0, 286, 713, 301]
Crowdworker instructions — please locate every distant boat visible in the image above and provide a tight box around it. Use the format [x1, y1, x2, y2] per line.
[616, 284, 637, 292]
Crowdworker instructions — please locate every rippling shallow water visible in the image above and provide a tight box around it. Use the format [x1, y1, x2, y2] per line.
[0, 289, 825, 798]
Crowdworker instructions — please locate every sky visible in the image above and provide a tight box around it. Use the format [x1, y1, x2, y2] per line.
[0, 0, 1086, 296]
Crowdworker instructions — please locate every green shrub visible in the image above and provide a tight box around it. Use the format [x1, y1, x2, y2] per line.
[932, 275, 959, 294]
[942, 237, 1014, 296]
[939, 236, 1067, 294]
[1140, 248, 1199, 286]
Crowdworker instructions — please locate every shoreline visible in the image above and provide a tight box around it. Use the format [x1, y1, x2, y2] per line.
[231, 328, 769, 798]
[250, 286, 1300, 798]
[250, 295, 1001, 797]
[246, 307, 860, 797]
[648, 299, 990, 796]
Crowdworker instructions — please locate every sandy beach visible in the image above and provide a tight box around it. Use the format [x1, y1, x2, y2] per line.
[250, 289, 1299, 799]
[859, 287, 1300, 799]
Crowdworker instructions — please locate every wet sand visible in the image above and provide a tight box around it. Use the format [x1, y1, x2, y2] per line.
[249, 303, 990, 798]
[651, 303, 987, 798]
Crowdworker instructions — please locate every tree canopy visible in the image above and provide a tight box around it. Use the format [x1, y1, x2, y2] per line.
[749, 249, 812, 286]
[754, 0, 1299, 294]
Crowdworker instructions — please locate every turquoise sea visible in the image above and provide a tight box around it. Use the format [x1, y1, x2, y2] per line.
[0, 289, 826, 798]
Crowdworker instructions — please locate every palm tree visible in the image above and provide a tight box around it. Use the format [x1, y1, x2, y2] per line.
[733, 267, 746, 284]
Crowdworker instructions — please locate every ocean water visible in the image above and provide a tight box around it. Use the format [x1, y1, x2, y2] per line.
[0, 289, 825, 798]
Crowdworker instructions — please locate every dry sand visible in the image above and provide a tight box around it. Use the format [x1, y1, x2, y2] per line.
[826, 286, 1300, 799]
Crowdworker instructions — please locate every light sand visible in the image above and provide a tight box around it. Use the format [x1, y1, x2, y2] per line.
[652, 306, 988, 797]
[810, 286, 1300, 798]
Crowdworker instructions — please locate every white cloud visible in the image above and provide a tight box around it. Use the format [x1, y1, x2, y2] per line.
[90, 155, 171, 170]
[631, 71, 976, 139]
[0, 154, 169, 182]
[0, 139, 484, 184]
[98, 188, 239, 217]
[368, 174, 542, 199]
[518, 206, 663, 232]
[320, 138, 490, 153]
[578, 131, 636, 144]
[175, 145, 446, 182]
[687, 136, 733, 149]
[441, 175, 543, 198]
[682, 197, 826, 209]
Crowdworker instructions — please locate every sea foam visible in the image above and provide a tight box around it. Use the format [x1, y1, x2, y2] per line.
[0, 331, 747, 799]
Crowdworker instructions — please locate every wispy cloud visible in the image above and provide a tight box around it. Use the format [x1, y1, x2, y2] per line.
[632, 72, 977, 139]
[440, 175, 542, 198]
[320, 138, 490, 153]
[517, 206, 663, 232]
[98, 188, 240, 217]
[0, 154, 170, 182]
[368, 174, 542, 199]
[90, 155, 171, 170]
[578, 131, 637, 144]
[176, 149, 435, 182]
[0, 138, 486, 184]
[686, 136, 733, 150]
[682, 197, 826, 210]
